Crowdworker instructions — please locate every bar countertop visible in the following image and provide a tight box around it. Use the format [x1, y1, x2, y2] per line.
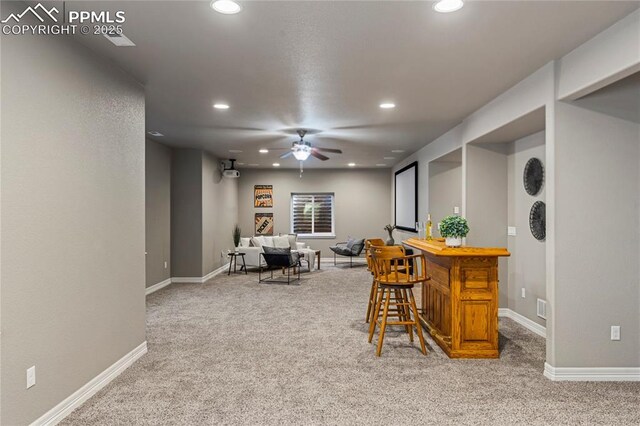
[403, 237, 510, 257]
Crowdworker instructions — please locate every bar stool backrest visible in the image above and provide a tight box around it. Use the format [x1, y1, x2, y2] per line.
[370, 246, 427, 285]
[370, 245, 405, 282]
[365, 238, 385, 272]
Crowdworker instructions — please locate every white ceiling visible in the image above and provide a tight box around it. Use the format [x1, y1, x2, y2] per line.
[70, 0, 639, 168]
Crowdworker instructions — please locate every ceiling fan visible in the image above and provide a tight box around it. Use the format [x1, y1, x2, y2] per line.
[278, 130, 342, 161]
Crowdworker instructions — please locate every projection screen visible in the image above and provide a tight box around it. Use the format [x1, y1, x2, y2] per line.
[394, 161, 418, 232]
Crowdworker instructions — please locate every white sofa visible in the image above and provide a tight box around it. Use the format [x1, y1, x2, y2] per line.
[239, 235, 317, 271]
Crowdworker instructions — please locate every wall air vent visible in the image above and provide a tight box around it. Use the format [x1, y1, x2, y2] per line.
[147, 131, 164, 137]
[537, 298, 547, 320]
[103, 31, 136, 47]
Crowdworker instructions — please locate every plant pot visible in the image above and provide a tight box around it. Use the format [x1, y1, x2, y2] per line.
[385, 238, 395, 246]
[445, 236, 462, 247]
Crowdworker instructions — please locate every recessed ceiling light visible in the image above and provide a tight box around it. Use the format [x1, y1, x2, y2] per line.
[384, 157, 395, 160]
[376, 164, 387, 167]
[391, 150, 405, 153]
[379, 103, 396, 109]
[211, 0, 242, 14]
[229, 149, 242, 153]
[213, 103, 230, 109]
[237, 162, 245, 165]
[272, 163, 280, 167]
[259, 149, 269, 154]
[147, 131, 164, 137]
[433, 0, 464, 13]
[348, 163, 356, 167]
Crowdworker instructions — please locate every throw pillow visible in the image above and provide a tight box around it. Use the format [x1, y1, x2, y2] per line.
[240, 237, 251, 248]
[286, 234, 297, 249]
[351, 238, 365, 251]
[262, 236, 275, 247]
[345, 237, 356, 249]
[251, 236, 263, 248]
[263, 246, 291, 255]
[274, 235, 290, 248]
[295, 242, 306, 250]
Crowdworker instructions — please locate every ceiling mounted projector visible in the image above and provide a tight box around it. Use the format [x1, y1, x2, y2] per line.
[221, 159, 240, 178]
[223, 169, 240, 178]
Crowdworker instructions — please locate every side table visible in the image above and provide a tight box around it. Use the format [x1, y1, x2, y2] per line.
[227, 252, 247, 275]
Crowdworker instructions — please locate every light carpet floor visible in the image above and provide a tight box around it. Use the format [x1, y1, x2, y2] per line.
[63, 265, 640, 425]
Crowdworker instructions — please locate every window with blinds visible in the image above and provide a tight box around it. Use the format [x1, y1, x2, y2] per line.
[291, 193, 335, 237]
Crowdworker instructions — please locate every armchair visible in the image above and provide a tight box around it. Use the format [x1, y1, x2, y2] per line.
[329, 238, 365, 267]
[259, 247, 302, 284]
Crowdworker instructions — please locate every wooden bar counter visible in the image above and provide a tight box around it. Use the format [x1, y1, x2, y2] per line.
[403, 238, 510, 359]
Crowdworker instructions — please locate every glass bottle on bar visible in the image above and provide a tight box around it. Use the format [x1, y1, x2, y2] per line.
[426, 213, 433, 240]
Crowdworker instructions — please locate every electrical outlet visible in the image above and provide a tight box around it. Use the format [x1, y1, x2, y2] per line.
[521, 288, 526, 298]
[611, 326, 621, 341]
[27, 366, 36, 389]
[508, 226, 517, 236]
[453, 206, 460, 214]
[164, 261, 168, 269]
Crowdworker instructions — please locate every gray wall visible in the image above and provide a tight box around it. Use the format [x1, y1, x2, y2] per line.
[202, 152, 238, 275]
[554, 101, 639, 367]
[170, 149, 203, 278]
[428, 160, 462, 237]
[238, 168, 391, 256]
[0, 11, 146, 425]
[463, 135, 548, 317]
[465, 143, 509, 307]
[170, 149, 238, 278]
[507, 131, 546, 326]
[146, 139, 172, 287]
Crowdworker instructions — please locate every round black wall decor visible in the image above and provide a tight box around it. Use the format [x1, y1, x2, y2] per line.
[529, 201, 546, 241]
[523, 158, 544, 196]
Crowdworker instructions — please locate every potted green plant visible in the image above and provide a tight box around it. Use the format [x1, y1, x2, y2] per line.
[232, 224, 241, 251]
[439, 215, 469, 247]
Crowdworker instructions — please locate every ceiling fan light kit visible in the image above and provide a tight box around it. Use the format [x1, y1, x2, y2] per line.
[263, 129, 345, 177]
[292, 145, 311, 161]
[277, 129, 343, 162]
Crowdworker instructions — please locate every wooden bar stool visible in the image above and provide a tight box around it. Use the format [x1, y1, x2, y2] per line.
[368, 246, 428, 356]
[364, 238, 387, 323]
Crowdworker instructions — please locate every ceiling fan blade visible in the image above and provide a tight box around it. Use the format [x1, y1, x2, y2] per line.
[313, 147, 342, 154]
[310, 151, 330, 161]
[280, 151, 294, 159]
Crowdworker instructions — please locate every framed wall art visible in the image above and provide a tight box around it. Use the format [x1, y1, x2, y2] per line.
[255, 213, 274, 235]
[254, 185, 273, 207]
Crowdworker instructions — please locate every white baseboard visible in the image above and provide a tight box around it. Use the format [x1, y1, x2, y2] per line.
[544, 362, 640, 382]
[321, 258, 367, 264]
[145, 278, 172, 296]
[498, 308, 546, 338]
[171, 262, 230, 284]
[31, 341, 148, 426]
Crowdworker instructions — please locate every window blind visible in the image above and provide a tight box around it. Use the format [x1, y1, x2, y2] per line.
[291, 193, 334, 236]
